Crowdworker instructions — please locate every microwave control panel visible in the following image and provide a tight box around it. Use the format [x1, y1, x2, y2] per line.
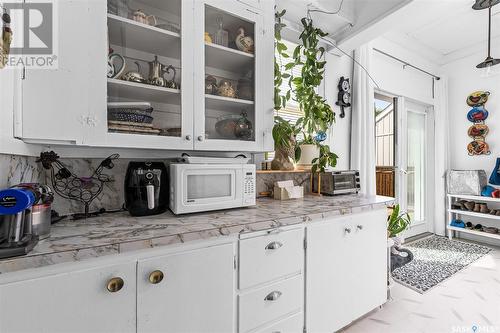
[243, 165, 256, 205]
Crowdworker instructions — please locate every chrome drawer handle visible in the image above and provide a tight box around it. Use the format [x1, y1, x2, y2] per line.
[344, 228, 351, 234]
[357, 225, 363, 230]
[265, 241, 283, 250]
[264, 291, 282, 301]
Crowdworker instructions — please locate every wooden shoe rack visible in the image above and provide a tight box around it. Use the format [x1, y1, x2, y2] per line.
[447, 194, 500, 242]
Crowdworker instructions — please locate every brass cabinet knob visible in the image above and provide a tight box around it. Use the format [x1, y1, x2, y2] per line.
[149, 270, 164, 284]
[106, 277, 124, 293]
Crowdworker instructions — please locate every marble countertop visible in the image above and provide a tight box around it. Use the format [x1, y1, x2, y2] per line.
[0, 195, 393, 274]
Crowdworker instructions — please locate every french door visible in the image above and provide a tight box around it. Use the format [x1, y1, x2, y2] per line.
[397, 98, 434, 237]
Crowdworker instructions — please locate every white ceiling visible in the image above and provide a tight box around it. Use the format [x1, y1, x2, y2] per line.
[276, 0, 410, 44]
[383, 0, 500, 65]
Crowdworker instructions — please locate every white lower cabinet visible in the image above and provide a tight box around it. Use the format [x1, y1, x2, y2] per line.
[137, 243, 236, 333]
[0, 208, 388, 333]
[254, 312, 303, 333]
[238, 275, 303, 332]
[305, 209, 388, 333]
[0, 261, 137, 333]
[238, 227, 305, 333]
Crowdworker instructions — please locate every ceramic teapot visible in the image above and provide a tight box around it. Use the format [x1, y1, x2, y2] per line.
[131, 9, 157, 26]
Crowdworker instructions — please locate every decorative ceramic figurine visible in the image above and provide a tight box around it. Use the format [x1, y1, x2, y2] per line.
[466, 91, 490, 107]
[131, 9, 156, 26]
[467, 107, 489, 122]
[234, 112, 253, 139]
[217, 79, 236, 98]
[204, 32, 212, 44]
[235, 27, 254, 54]
[467, 140, 490, 156]
[468, 124, 489, 138]
[205, 75, 218, 95]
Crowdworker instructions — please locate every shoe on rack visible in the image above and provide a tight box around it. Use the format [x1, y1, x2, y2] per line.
[464, 201, 475, 211]
[450, 219, 466, 228]
[480, 203, 490, 214]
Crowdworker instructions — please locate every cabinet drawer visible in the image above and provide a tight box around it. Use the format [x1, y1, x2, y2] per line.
[239, 228, 304, 289]
[239, 275, 303, 333]
[254, 312, 303, 333]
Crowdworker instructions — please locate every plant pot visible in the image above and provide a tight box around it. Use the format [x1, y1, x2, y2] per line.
[271, 147, 295, 171]
[297, 144, 320, 170]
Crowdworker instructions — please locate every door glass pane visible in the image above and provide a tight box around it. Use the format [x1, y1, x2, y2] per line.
[187, 175, 232, 199]
[407, 111, 426, 222]
[107, 0, 183, 137]
[374, 93, 396, 197]
[204, 5, 256, 142]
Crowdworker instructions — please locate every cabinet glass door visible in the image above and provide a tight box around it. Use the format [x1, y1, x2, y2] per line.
[104, 0, 193, 149]
[194, 0, 261, 151]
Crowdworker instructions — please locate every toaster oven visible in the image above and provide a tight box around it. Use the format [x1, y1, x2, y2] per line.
[313, 170, 360, 195]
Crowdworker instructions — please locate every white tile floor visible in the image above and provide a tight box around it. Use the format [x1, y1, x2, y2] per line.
[342, 241, 500, 333]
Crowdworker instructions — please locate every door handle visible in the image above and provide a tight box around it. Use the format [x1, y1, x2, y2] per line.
[264, 291, 282, 301]
[265, 241, 283, 250]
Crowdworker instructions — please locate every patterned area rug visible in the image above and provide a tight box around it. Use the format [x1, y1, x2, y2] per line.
[392, 235, 491, 293]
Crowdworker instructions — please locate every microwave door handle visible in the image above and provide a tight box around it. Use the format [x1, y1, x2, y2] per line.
[146, 184, 155, 210]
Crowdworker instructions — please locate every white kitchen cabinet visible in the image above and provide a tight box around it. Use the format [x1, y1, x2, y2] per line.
[0, 261, 136, 333]
[238, 274, 303, 333]
[137, 242, 236, 333]
[350, 209, 388, 320]
[193, 0, 271, 151]
[239, 227, 304, 289]
[16, 0, 274, 152]
[15, 0, 107, 145]
[305, 209, 388, 333]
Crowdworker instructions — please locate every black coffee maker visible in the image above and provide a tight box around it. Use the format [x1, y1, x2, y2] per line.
[125, 162, 168, 216]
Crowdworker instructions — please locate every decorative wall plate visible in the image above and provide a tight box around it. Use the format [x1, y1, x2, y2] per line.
[467, 107, 489, 122]
[467, 140, 491, 156]
[467, 124, 489, 138]
[466, 91, 490, 107]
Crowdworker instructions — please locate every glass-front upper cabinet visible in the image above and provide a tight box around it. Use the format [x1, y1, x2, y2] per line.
[193, 0, 264, 151]
[100, 0, 194, 149]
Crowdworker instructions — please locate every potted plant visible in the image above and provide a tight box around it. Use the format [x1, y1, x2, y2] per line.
[271, 116, 299, 170]
[387, 204, 411, 247]
[272, 11, 338, 173]
[290, 18, 337, 172]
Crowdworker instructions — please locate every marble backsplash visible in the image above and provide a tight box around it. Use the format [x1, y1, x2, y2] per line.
[0, 153, 313, 215]
[256, 171, 311, 196]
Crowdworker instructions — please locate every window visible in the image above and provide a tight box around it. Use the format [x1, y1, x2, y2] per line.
[274, 40, 304, 126]
[267, 40, 304, 158]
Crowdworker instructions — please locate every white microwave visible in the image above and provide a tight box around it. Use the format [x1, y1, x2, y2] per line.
[169, 163, 256, 214]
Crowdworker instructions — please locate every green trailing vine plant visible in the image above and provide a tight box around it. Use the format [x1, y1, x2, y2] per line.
[274, 9, 292, 112]
[273, 8, 301, 165]
[272, 10, 338, 173]
[291, 17, 337, 173]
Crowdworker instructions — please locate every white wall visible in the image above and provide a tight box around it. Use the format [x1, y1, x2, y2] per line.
[371, 37, 439, 105]
[324, 52, 354, 170]
[442, 52, 500, 173]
